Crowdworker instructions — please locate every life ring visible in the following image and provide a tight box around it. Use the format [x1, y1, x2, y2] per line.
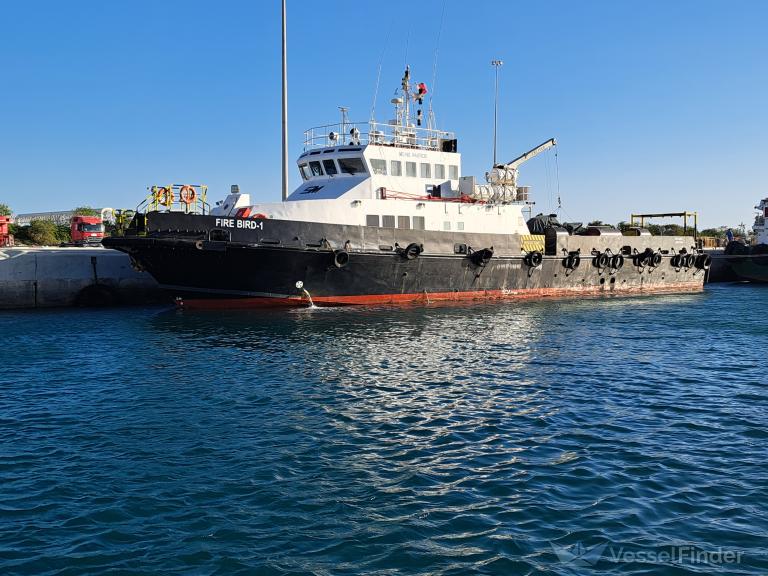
[253, 213, 267, 219]
[153, 186, 173, 206]
[332, 249, 349, 268]
[611, 254, 624, 270]
[179, 185, 197, 205]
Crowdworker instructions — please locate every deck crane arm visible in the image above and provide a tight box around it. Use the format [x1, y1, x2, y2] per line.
[496, 138, 557, 170]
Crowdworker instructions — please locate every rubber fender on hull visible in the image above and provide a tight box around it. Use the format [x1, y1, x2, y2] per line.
[593, 252, 610, 269]
[563, 251, 581, 270]
[399, 243, 422, 260]
[611, 254, 625, 270]
[695, 253, 712, 270]
[525, 251, 543, 268]
[470, 247, 494, 267]
[332, 249, 349, 268]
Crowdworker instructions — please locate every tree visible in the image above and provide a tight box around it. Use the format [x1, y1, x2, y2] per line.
[27, 219, 59, 245]
[588, 220, 605, 226]
[72, 206, 99, 216]
[0, 203, 11, 216]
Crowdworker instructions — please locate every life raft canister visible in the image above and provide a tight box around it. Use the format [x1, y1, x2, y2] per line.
[179, 185, 197, 205]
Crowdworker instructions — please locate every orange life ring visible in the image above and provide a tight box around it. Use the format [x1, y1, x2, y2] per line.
[153, 186, 173, 206]
[179, 185, 197, 205]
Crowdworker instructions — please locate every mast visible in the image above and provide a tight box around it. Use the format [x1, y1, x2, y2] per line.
[491, 59, 503, 166]
[281, 0, 289, 201]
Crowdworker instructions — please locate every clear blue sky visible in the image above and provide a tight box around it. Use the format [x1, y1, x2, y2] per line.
[1, 0, 766, 228]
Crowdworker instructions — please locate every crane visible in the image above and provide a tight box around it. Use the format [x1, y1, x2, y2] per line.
[496, 138, 557, 170]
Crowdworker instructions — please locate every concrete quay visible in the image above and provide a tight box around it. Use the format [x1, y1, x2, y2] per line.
[0, 247, 164, 309]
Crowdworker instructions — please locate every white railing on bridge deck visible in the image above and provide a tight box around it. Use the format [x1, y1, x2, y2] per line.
[303, 121, 455, 152]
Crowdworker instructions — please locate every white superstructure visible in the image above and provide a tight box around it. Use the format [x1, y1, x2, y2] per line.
[211, 67, 554, 236]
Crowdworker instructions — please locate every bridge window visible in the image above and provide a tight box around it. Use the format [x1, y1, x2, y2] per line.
[398, 216, 410, 229]
[449, 165, 459, 180]
[309, 161, 324, 177]
[443, 221, 451, 231]
[366, 215, 380, 227]
[420, 163, 431, 178]
[370, 159, 387, 175]
[406, 162, 417, 177]
[299, 163, 311, 180]
[413, 216, 425, 230]
[435, 164, 445, 179]
[391, 160, 402, 176]
[322, 159, 338, 175]
[382, 215, 396, 228]
[338, 157, 367, 175]
[457, 222, 465, 231]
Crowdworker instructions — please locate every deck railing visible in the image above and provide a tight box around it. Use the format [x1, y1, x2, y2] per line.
[303, 121, 455, 152]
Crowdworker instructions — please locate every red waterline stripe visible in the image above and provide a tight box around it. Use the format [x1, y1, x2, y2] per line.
[176, 282, 703, 309]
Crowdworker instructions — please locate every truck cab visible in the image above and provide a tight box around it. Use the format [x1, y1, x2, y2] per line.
[71, 216, 104, 246]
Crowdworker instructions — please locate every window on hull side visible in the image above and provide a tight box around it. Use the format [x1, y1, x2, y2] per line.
[449, 165, 459, 180]
[382, 215, 396, 228]
[398, 216, 410, 229]
[435, 164, 445, 179]
[366, 215, 380, 227]
[420, 163, 431, 178]
[406, 162, 417, 177]
[413, 216, 425, 230]
[391, 160, 402, 176]
[371, 159, 387, 175]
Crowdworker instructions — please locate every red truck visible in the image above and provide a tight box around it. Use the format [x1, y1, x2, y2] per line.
[70, 215, 105, 246]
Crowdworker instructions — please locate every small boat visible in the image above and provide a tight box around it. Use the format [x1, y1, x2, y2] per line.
[724, 197, 768, 282]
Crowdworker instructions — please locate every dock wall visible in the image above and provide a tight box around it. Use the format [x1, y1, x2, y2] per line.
[0, 247, 165, 309]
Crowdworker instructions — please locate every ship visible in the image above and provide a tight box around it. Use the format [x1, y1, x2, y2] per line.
[102, 64, 710, 307]
[723, 197, 768, 282]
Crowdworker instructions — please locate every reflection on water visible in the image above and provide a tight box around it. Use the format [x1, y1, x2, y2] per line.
[1, 286, 766, 575]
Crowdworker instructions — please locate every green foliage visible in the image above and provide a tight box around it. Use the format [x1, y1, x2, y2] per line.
[56, 224, 71, 243]
[700, 228, 726, 238]
[72, 206, 99, 216]
[27, 220, 59, 245]
[0, 203, 11, 216]
[588, 220, 605, 226]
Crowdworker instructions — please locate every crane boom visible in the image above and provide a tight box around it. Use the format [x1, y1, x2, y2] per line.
[497, 138, 557, 170]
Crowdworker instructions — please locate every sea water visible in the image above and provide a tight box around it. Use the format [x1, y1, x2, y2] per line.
[1, 284, 766, 575]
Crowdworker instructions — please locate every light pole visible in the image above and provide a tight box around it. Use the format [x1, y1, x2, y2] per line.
[281, 0, 289, 201]
[491, 59, 503, 166]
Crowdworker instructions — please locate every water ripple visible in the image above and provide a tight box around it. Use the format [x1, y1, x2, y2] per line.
[1, 285, 767, 574]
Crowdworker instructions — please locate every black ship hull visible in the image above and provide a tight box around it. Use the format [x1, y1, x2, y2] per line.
[103, 212, 706, 307]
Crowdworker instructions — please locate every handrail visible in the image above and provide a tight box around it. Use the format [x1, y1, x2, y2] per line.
[137, 184, 210, 215]
[303, 121, 455, 151]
